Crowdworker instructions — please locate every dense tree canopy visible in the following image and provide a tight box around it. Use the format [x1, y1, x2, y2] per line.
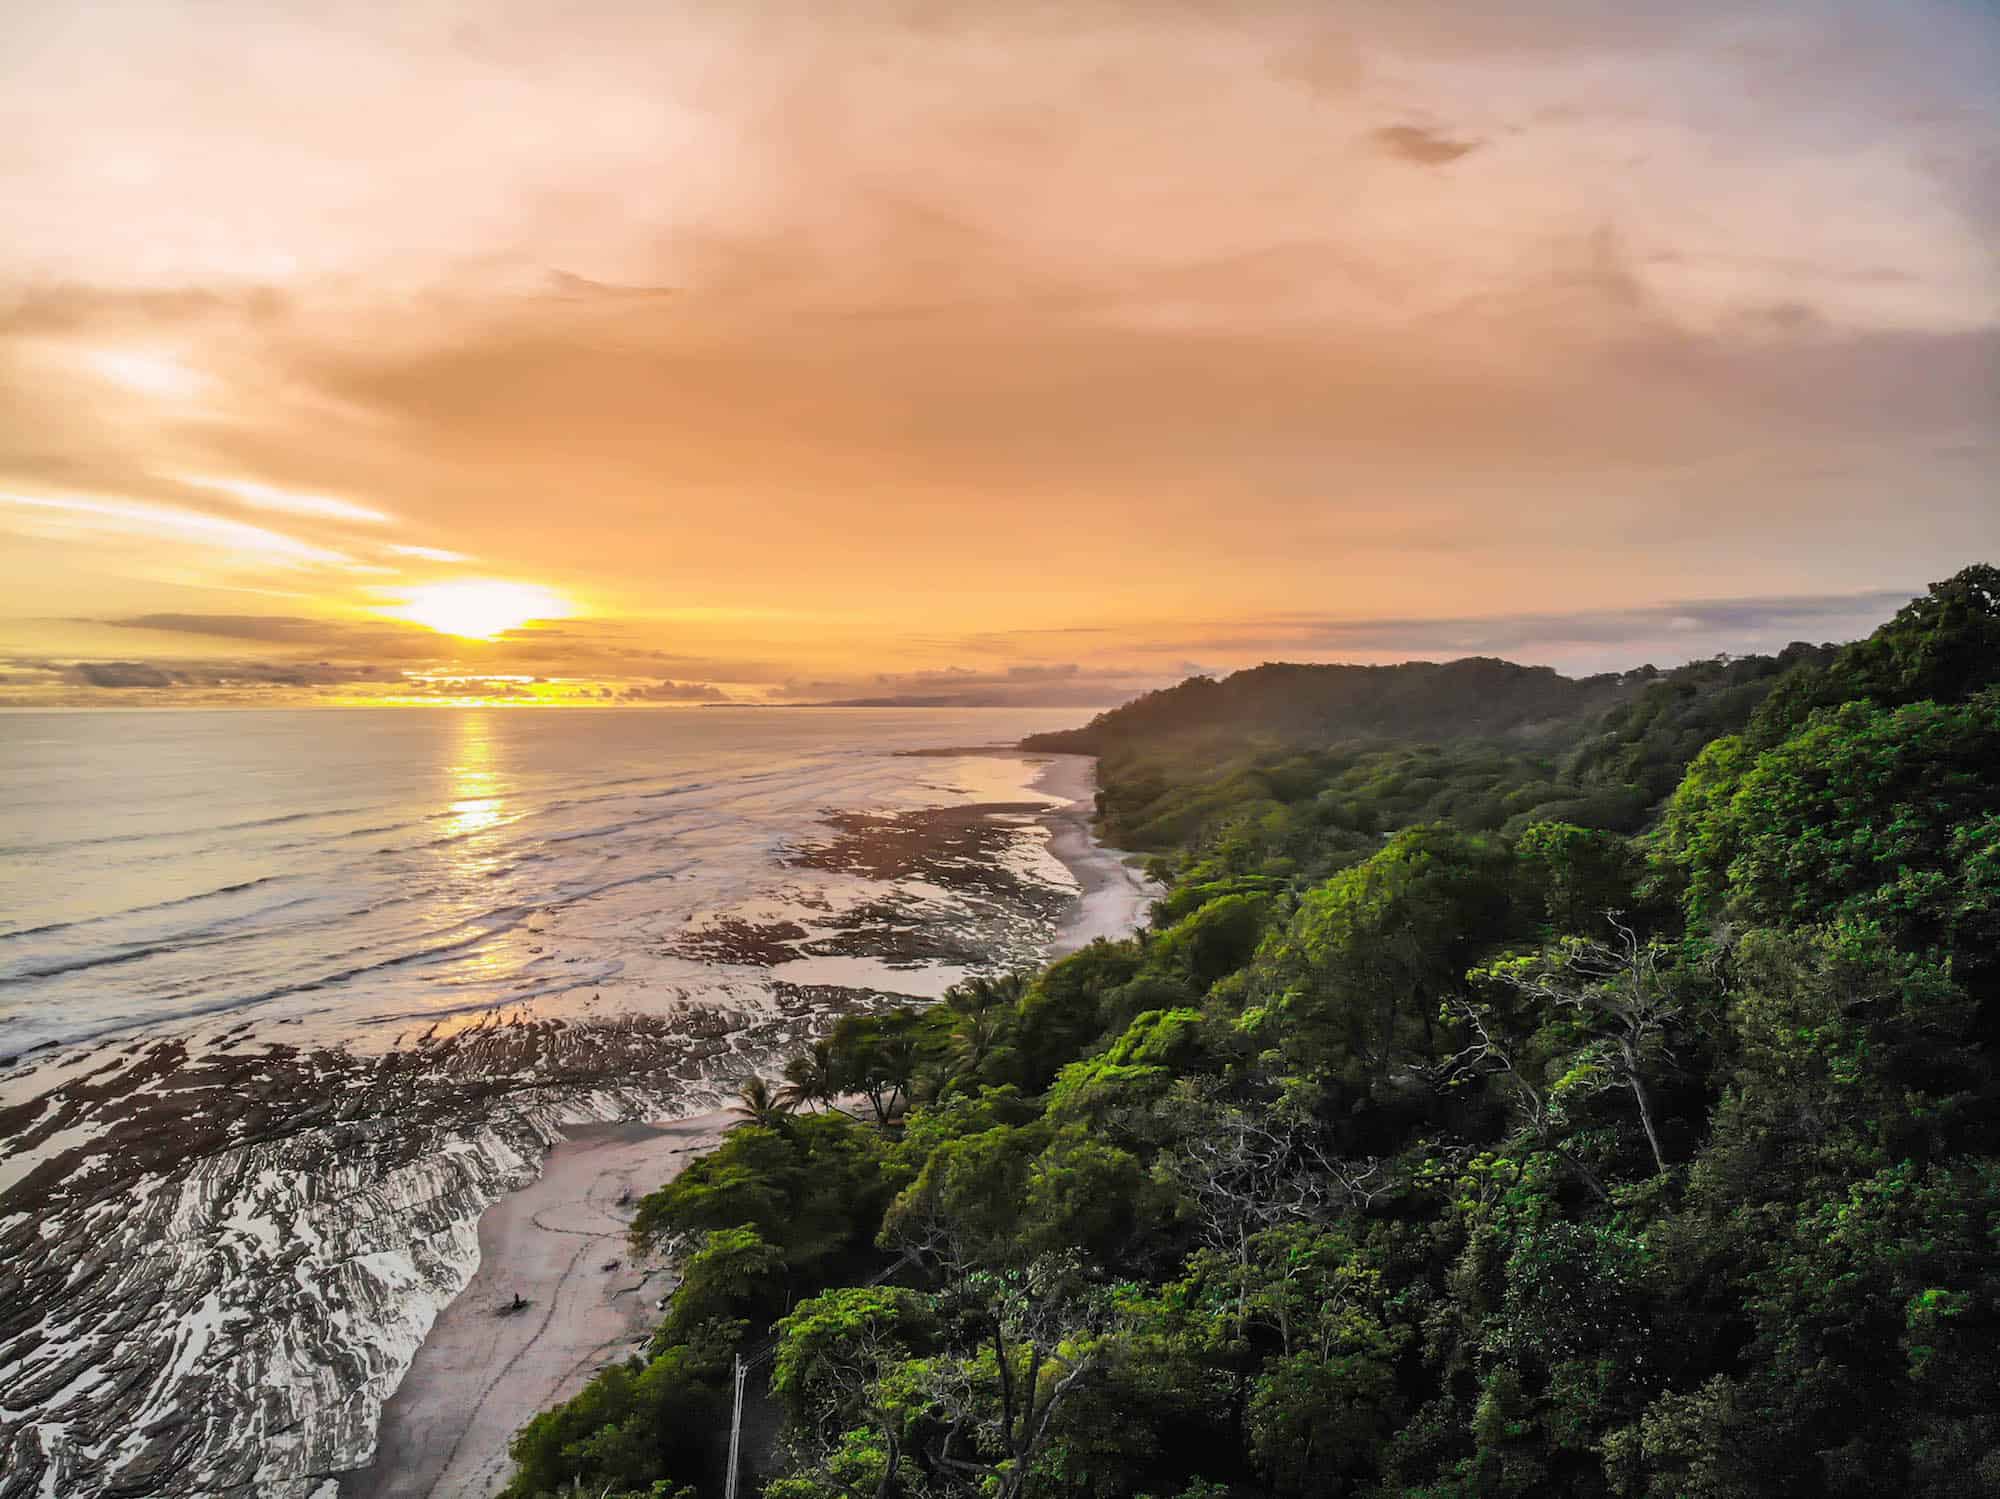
[505, 565, 2000, 1499]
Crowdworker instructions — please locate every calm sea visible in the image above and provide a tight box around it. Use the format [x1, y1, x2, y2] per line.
[0, 706, 1088, 1067]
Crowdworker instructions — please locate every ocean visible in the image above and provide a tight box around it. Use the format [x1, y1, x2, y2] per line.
[0, 705, 1094, 1065]
[0, 705, 1143, 1499]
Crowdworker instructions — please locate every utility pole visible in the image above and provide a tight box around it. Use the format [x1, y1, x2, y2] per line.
[724, 1352, 747, 1499]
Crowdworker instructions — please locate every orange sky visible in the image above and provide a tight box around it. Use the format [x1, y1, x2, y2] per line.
[2, 0, 1995, 706]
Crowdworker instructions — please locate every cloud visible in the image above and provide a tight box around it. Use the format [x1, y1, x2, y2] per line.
[107, 612, 370, 643]
[1369, 124, 1481, 165]
[0, 492, 352, 568]
[179, 474, 390, 525]
[0, 0, 1991, 679]
[100, 612, 450, 659]
[60, 657, 385, 690]
[82, 611, 795, 686]
[778, 663, 1162, 708]
[0, 282, 289, 336]
[541, 271, 679, 302]
[67, 660, 177, 688]
[619, 678, 732, 702]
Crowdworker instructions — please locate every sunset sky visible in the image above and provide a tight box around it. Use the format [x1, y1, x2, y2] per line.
[2, 0, 1994, 707]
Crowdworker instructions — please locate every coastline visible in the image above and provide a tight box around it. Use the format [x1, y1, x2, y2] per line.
[1030, 752, 1158, 955]
[332, 749, 1150, 1498]
[339, 1115, 732, 1499]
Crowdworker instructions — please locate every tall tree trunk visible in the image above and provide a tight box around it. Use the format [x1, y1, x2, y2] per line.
[1622, 1039, 1668, 1174]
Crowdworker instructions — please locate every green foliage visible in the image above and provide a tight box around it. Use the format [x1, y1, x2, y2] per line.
[515, 567, 2000, 1499]
[630, 1110, 894, 1273]
[652, 1225, 785, 1349]
[1745, 564, 2000, 747]
[772, 1285, 936, 1420]
[1010, 941, 1144, 1088]
[503, 1321, 733, 1498]
[1257, 825, 1517, 1085]
[1150, 893, 1275, 988]
[1668, 693, 2000, 992]
[1515, 820, 1641, 936]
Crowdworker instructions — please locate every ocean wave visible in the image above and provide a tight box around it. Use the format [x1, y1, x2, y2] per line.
[0, 876, 287, 943]
[0, 806, 371, 860]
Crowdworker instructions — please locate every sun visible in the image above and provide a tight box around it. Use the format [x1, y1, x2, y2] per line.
[391, 580, 571, 640]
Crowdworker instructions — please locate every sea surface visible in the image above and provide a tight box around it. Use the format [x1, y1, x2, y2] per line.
[0, 705, 1089, 1067]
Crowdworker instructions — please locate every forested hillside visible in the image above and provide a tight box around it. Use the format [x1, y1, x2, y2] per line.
[1023, 658, 1636, 757]
[505, 565, 2000, 1499]
[1025, 646, 1839, 852]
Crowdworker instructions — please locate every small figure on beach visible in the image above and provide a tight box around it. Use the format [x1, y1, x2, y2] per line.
[615, 1186, 631, 1206]
[601, 1259, 620, 1272]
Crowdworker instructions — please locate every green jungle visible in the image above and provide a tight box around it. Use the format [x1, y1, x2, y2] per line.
[506, 564, 2000, 1499]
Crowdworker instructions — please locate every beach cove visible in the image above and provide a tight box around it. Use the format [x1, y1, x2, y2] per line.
[0, 723, 1153, 1499]
[339, 751, 1151, 1499]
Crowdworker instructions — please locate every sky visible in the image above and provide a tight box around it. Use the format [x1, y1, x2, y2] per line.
[1, 0, 1994, 707]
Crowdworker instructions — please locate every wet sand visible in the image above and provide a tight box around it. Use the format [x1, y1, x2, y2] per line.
[1032, 753, 1157, 954]
[340, 1115, 730, 1499]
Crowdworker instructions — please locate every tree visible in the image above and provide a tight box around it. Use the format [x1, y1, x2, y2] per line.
[782, 1040, 845, 1115]
[770, 1287, 936, 1499]
[732, 1074, 795, 1130]
[1151, 892, 1276, 989]
[1515, 821, 1640, 937]
[1158, 1077, 1385, 1301]
[654, 1225, 787, 1349]
[1434, 991, 1610, 1204]
[880, 1124, 1042, 1274]
[1011, 941, 1143, 1089]
[912, 1255, 1113, 1499]
[1481, 919, 1684, 1175]
[829, 1010, 929, 1126]
[1668, 694, 2000, 997]
[1746, 563, 2000, 747]
[1258, 825, 1516, 1085]
[632, 1113, 894, 1273]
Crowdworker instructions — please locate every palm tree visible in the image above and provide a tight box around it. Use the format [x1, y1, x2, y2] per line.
[950, 1005, 1010, 1083]
[779, 1041, 842, 1114]
[729, 1074, 793, 1130]
[947, 970, 1030, 1018]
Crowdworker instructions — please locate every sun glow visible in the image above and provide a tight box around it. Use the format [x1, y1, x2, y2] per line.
[85, 348, 208, 399]
[391, 580, 571, 640]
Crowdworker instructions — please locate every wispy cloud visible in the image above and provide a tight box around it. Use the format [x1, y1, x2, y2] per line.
[1369, 124, 1481, 165]
[181, 474, 390, 525]
[386, 543, 470, 563]
[0, 492, 352, 567]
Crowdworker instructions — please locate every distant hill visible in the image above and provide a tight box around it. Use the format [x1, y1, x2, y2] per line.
[1023, 646, 1845, 849]
[1021, 657, 1638, 758]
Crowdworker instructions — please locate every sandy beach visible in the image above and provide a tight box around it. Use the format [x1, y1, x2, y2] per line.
[335, 751, 1151, 1499]
[340, 1115, 730, 1499]
[1031, 752, 1157, 954]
